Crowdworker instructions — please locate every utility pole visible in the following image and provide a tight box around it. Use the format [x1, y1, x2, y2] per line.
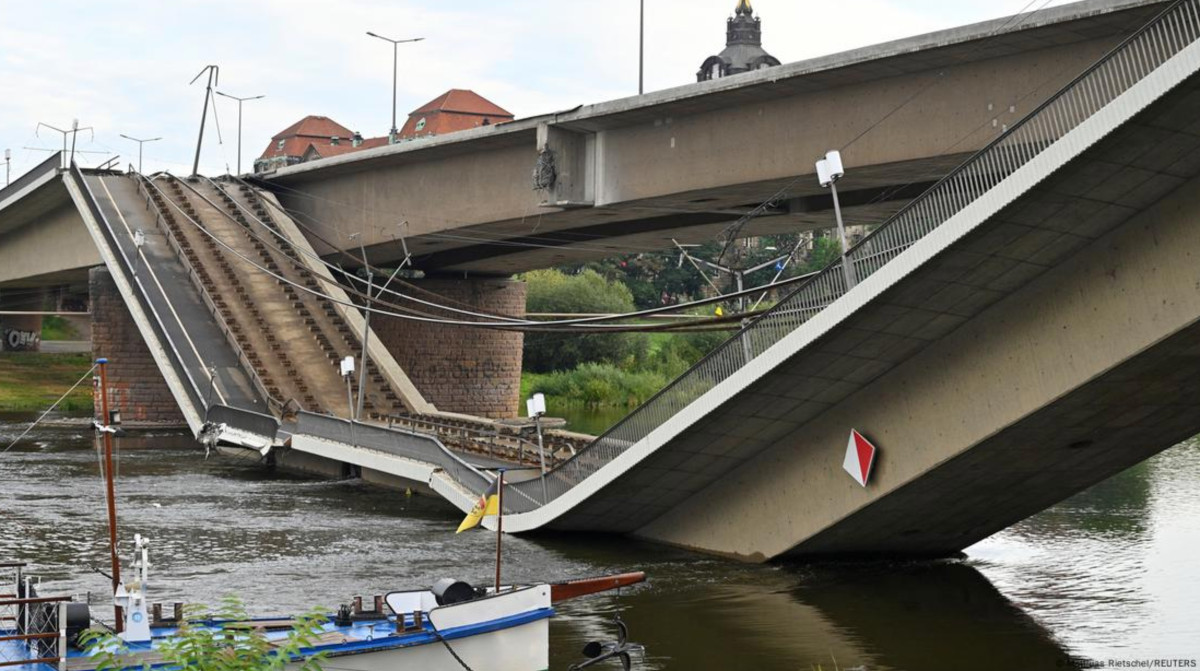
[3, 149, 9, 186]
[118, 134, 162, 174]
[365, 32, 424, 141]
[37, 120, 93, 168]
[639, 0, 645, 95]
[215, 91, 264, 175]
[190, 65, 220, 176]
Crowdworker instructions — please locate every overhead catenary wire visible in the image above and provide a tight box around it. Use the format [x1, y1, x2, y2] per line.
[144, 173, 810, 332]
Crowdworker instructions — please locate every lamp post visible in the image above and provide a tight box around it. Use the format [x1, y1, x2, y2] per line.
[118, 134, 162, 174]
[3, 149, 9, 186]
[526, 393, 549, 504]
[816, 150, 856, 290]
[215, 91, 264, 175]
[365, 32, 425, 141]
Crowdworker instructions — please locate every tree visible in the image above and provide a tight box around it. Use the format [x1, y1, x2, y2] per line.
[522, 269, 648, 373]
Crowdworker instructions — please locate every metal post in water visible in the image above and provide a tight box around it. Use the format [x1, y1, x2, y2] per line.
[495, 469, 505, 593]
[96, 358, 123, 633]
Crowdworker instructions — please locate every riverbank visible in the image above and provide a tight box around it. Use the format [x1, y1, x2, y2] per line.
[0, 351, 93, 412]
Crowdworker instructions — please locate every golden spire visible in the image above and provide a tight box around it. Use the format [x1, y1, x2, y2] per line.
[735, 0, 753, 15]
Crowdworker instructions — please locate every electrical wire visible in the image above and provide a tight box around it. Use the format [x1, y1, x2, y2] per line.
[150, 174, 810, 331]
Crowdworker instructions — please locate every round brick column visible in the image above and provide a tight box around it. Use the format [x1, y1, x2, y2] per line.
[372, 277, 526, 419]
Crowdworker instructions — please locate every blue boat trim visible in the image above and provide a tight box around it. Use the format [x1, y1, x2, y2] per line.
[31, 606, 555, 670]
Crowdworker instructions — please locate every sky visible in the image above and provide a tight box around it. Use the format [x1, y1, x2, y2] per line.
[0, 0, 1073, 181]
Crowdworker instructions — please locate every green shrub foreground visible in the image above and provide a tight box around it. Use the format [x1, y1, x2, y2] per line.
[80, 597, 327, 671]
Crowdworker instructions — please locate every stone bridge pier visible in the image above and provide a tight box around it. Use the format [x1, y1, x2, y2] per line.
[89, 267, 186, 426]
[372, 277, 527, 419]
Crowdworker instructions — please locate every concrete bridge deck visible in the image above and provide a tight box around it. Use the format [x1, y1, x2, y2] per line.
[260, 0, 1171, 276]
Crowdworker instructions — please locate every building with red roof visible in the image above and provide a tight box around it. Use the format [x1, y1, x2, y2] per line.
[254, 90, 513, 173]
[398, 89, 514, 140]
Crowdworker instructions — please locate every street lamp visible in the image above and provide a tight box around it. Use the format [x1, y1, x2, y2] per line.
[215, 91, 264, 175]
[3, 149, 9, 186]
[365, 31, 425, 141]
[816, 150, 856, 290]
[526, 393, 549, 503]
[118, 134, 162, 174]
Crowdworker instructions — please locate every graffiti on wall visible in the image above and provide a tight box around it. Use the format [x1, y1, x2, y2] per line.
[3, 329, 41, 351]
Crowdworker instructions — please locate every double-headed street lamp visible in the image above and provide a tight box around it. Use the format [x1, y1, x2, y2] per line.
[816, 149, 856, 290]
[118, 134, 162, 174]
[365, 31, 425, 140]
[215, 91, 264, 175]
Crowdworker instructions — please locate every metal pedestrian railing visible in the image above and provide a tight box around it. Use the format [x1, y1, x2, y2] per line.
[293, 412, 493, 494]
[496, 0, 1200, 514]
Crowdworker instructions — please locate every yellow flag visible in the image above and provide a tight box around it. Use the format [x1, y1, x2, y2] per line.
[456, 478, 501, 533]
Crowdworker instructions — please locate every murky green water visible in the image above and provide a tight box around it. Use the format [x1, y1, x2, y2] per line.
[1, 417, 1197, 669]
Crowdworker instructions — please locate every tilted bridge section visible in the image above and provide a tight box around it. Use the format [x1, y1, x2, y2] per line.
[62, 0, 1200, 558]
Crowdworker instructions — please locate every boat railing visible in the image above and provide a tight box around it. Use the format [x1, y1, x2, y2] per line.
[0, 574, 71, 671]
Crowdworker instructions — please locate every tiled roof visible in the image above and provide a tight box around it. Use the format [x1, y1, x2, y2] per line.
[272, 115, 354, 141]
[409, 89, 513, 118]
[259, 115, 356, 160]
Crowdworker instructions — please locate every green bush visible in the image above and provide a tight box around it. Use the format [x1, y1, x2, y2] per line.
[522, 269, 648, 373]
[81, 596, 327, 671]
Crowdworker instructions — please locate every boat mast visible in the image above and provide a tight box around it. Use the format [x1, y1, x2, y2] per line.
[97, 358, 124, 633]
[495, 469, 504, 593]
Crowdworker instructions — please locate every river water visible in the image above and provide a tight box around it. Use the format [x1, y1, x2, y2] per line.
[1, 417, 1197, 670]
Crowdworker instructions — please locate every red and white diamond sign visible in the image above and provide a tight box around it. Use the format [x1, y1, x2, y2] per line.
[843, 429, 877, 487]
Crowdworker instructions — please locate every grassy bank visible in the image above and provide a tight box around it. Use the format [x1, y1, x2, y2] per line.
[0, 352, 94, 413]
[521, 330, 728, 410]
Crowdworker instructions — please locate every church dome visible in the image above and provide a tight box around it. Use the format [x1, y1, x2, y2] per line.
[697, 0, 781, 82]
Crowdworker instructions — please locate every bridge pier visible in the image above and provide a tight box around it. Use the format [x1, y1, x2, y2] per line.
[89, 267, 186, 427]
[372, 277, 526, 419]
[0, 288, 46, 352]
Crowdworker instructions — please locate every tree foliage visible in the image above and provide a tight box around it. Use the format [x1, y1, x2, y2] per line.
[81, 596, 328, 671]
[522, 269, 648, 373]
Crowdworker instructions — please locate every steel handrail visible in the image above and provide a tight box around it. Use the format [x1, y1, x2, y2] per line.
[68, 165, 209, 416]
[495, 0, 1200, 513]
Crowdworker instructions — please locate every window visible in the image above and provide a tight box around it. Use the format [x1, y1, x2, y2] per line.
[277, 139, 285, 151]
[415, 118, 427, 132]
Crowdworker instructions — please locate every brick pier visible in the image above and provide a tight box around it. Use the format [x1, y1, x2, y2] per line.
[373, 277, 526, 419]
[89, 267, 186, 427]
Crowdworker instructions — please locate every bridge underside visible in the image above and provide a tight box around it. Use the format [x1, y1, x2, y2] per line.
[620, 78, 1200, 559]
[264, 1, 1165, 276]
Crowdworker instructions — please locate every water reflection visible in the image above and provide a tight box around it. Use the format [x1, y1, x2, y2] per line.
[2, 419, 1198, 669]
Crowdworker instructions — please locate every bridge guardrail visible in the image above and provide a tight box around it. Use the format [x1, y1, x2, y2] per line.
[498, 0, 1200, 514]
[293, 411, 492, 493]
[68, 166, 209, 420]
[206, 404, 280, 442]
[0, 152, 61, 205]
